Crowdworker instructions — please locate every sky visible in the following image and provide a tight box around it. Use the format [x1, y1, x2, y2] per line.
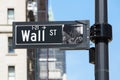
[50, 0, 120, 80]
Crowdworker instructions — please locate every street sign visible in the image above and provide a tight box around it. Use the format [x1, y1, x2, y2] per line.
[13, 20, 90, 50]
[15, 25, 62, 44]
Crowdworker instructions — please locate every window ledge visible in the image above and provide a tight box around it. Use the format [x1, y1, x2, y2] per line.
[6, 53, 17, 56]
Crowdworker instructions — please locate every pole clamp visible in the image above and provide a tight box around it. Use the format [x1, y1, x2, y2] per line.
[90, 23, 112, 43]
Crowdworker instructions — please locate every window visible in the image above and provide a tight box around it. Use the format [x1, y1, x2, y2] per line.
[48, 61, 56, 71]
[40, 61, 56, 71]
[39, 61, 47, 78]
[8, 37, 14, 53]
[40, 61, 47, 70]
[8, 8, 14, 24]
[8, 66, 15, 80]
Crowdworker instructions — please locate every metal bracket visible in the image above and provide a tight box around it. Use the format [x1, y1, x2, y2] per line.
[90, 23, 112, 43]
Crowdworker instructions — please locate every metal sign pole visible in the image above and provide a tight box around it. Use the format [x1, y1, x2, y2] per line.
[90, 0, 112, 80]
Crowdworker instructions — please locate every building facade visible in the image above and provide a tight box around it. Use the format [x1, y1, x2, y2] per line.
[0, 0, 27, 80]
[38, 48, 66, 80]
[38, 2, 67, 80]
[0, 0, 67, 80]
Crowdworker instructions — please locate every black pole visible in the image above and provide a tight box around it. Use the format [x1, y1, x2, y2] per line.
[95, 0, 109, 80]
[95, 0, 108, 24]
[90, 0, 112, 80]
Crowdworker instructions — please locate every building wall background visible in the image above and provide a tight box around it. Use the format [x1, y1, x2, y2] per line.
[0, 0, 27, 80]
[0, 0, 26, 24]
[0, 0, 67, 80]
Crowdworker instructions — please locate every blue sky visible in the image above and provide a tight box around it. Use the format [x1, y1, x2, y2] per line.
[50, 0, 120, 80]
